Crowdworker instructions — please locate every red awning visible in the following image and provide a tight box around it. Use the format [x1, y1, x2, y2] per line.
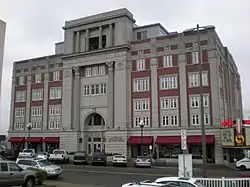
[25, 137, 43, 143]
[187, 135, 215, 145]
[155, 136, 181, 144]
[43, 137, 59, 143]
[8, 137, 25, 142]
[128, 136, 153, 145]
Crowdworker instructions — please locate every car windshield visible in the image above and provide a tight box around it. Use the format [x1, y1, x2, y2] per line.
[114, 155, 126, 159]
[75, 152, 86, 156]
[23, 149, 33, 153]
[137, 156, 149, 159]
[194, 181, 207, 187]
[37, 159, 51, 167]
[53, 151, 64, 154]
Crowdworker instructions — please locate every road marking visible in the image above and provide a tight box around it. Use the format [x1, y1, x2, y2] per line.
[63, 169, 171, 177]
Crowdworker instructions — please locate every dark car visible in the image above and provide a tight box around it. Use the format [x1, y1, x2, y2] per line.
[92, 152, 106, 166]
[73, 151, 88, 165]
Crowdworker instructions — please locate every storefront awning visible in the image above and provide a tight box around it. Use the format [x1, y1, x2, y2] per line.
[128, 136, 153, 145]
[187, 135, 215, 145]
[25, 137, 43, 143]
[8, 137, 25, 142]
[155, 136, 181, 144]
[43, 137, 59, 143]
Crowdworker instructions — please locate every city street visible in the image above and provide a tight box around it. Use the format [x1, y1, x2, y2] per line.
[50, 164, 248, 187]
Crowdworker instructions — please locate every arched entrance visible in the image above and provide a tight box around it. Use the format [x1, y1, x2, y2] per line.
[84, 113, 106, 155]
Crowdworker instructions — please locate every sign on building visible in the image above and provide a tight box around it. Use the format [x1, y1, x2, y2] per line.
[181, 129, 187, 150]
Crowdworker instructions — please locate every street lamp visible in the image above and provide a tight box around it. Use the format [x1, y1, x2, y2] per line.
[26, 123, 32, 149]
[139, 120, 145, 156]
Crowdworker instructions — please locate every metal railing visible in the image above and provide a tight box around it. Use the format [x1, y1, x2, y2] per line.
[196, 177, 250, 187]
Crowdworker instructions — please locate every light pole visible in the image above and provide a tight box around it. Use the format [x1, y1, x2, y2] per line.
[26, 123, 32, 150]
[196, 24, 207, 177]
[139, 120, 145, 156]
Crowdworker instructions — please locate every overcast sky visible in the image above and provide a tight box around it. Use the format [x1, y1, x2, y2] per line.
[0, 0, 250, 134]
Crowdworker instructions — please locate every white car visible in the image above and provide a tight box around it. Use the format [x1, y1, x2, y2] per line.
[49, 149, 70, 163]
[135, 156, 151, 167]
[36, 152, 49, 160]
[235, 158, 250, 170]
[154, 177, 207, 187]
[112, 155, 127, 167]
[16, 157, 63, 178]
[122, 182, 168, 187]
[18, 149, 36, 158]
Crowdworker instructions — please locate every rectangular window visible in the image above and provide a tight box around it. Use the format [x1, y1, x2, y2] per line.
[85, 67, 92, 77]
[49, 120, 60, 129]
[161, 98, 178, 109]
[202, 72, 208, 86]
[160, 75, 178, 89]
[203, 95, 209, 107]
[133, 79, 150, 92]
[190, 96, 199, 108]
[15, 91, 26, 102]
[32, 89, 43, 101]
[31, 107, 42, 116]
[49, 106, 61, 116]
[15, 108, 25, 117]
[136, 59, 145, 71]
[189, 74, 199, 87]
[204, 114, 210, 125]
[50, 87, 62, 99]
[92, 66, 99, 76]
[14, 122, 24, 130]
[133, 117, 149, 127]
[164, 55, 173, 67]
[170, 115, 178, 126]
[84, 85, 90, 96]
[192, 114, 200, 125]
[35, 74, 42, 83]
[53, 71, 60, 81]
[31, 121, 42, 130]
[192, 51, 199, 64]
[133, 100, 150, 111]
[100, 83, 107, 94]
[161, 116, 169, 126]
[91, 84, 99, 95]
[18, 76, 24, 85]
[99, 65, 106, 75]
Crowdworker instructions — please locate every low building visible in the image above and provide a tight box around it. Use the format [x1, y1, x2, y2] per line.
[8, 8, 242, 164]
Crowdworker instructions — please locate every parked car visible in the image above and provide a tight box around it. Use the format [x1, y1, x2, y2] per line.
[0, 160, 43, 187]
[18, 149, 36, 158]
[112, 155, 127, 167]
[36, 152, 49, 160]
[92, 152, 107, 166]
[73, 151, 88, 165]
[16, 157, 62, 179]
[122, 181, 169, 187]
[135, 156, 151, 167]
[49, 149, 70, 163]
[154, 177, 207, 187]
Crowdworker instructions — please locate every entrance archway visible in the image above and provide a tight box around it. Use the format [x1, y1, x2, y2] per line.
[85, 113, 105, 127]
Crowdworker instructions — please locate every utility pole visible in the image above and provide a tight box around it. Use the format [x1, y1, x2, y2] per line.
[197, 24, 207, 177]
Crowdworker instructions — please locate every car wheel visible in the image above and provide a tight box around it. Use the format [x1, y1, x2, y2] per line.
[240, 165, 247, 171]
[23, 177, 35, 187]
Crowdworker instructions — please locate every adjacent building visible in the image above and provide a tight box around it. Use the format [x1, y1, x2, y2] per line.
[8, 8, 243, 164]
[0, 20, 6, 108]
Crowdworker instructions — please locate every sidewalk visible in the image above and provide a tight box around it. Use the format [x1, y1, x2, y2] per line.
[41, 180, 104, 187]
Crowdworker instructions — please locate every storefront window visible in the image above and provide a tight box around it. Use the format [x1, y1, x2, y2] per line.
[159, 145, 181, 158]
[190, 145, 202, 159]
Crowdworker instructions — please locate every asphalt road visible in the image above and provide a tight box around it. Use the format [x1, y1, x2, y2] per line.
[52, 164, 248, 187]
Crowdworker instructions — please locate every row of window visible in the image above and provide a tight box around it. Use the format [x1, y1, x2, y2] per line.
[84, 83, 107, 96]
[14, 120, 60, 130]
[135, 51, 203, 71]
[133, 114, 210, 127]
[15, 106, 61, 117]
[17, 71, 61, 85]
[133, 72, 208, 92]
[85, 65, 106, 77]
[15, 87, 62, 102]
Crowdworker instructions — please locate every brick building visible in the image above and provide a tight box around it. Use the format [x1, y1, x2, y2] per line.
[8, 8, 242, 164]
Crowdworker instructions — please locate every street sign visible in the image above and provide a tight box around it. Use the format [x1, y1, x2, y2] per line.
[181, 129, 187, 150]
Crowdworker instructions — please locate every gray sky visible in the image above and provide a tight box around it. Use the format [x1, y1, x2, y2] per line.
[0, 0, 250, 134]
